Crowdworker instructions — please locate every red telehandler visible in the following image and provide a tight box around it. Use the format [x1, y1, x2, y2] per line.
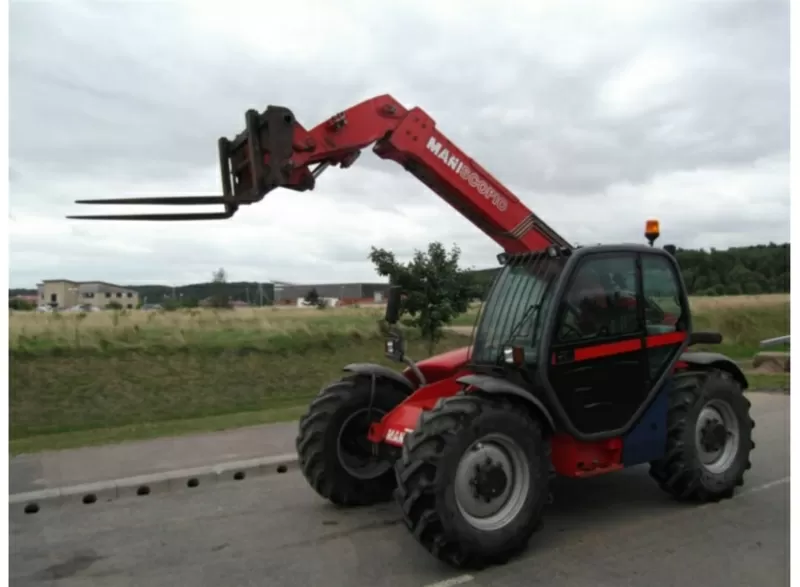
[71, 94, 755, 570]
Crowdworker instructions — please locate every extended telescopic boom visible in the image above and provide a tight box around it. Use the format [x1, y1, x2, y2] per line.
[69, 94, 571, 255]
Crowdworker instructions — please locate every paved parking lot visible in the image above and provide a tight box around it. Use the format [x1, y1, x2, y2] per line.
[10, 392, 789, 587]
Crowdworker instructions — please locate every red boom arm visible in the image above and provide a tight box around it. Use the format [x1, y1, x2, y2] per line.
[69, 94, 571, 254]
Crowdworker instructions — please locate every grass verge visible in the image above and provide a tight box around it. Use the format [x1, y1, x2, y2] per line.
[11, 371, 789, 456]
[9, 297, 789, 454]
[9, 404, 311, 456]
[745, 372, 790, 392]
[10, 331, 471, 452]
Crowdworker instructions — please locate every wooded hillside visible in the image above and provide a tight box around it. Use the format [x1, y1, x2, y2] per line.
[10, 243, 789, 304]
[467, 243, 790, 297]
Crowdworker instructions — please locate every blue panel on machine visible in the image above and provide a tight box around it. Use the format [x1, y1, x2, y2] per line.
[621, 382, 670, 467]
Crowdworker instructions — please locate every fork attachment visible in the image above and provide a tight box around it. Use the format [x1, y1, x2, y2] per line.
[220, 106, 298, 205]
[68, 106, 299, 220]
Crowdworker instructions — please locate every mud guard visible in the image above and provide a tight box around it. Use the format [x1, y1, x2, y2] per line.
[680, 352, 749, 389]
[456, 374, 556, 432]
[342, 363, 416, 394]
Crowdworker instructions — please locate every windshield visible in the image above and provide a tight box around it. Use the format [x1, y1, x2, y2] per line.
[470, 255, 565, 365]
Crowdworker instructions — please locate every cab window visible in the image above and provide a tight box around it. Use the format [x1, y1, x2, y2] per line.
[641, 254, 684, 334]
[555, 254, 640, 343]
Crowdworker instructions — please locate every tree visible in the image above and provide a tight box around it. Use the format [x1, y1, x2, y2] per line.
[462, 243, 790, 297]
[369, 241, 478, 355]
[181, 297, 200, 308]
[9, 297, 35, 311]
[210, 267, 232, 309]
[304, 288, 320, 306]
[162, 298, 181, 311]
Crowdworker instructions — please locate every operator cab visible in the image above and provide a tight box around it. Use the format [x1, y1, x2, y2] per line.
[468, 224, 691, 439]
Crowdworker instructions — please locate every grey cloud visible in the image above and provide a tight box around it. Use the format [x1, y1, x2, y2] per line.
[8, 0, 789, 288]
[10, 2, 375, 190]
[359, 0, 789, 196]
[12, 0, 787, 200]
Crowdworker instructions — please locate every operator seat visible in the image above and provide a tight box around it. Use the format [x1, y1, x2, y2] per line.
[568, 272, 609, 337]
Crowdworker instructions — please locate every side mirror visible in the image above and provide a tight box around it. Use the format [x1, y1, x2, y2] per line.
[502, 345, 525, 366]
[384, 330, 405, 362]
[385, 285, 402, 325]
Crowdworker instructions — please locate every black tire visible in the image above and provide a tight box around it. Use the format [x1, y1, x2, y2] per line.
[394, 394, 549, 570]
[296, 375, 408, 507]
[649, 368, 755, 502]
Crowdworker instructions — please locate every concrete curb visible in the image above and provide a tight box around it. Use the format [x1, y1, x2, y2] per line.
[9, 453, 299, 517]
[10, 388, 785, 517]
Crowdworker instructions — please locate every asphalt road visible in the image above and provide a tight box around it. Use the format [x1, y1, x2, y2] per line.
[10, 392, 789, 587]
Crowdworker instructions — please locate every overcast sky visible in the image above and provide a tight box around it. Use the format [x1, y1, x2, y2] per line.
[8, 0, 789, 288]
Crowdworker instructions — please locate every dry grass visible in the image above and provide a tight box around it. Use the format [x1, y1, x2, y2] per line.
[9, 305, 385, 354]
[687, 293, 789, 310]
[10, 304, 383, 335]
[9, 293, 789, 355]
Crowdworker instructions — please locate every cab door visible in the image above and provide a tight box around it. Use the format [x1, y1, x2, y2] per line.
[544, 251, 649, 436]
[639, 251, 690, 385]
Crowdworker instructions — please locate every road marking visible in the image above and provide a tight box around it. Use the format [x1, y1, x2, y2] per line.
[423, 575, 474, 587]
[679, 476, 790, 513]
[740, 476, 789, 496]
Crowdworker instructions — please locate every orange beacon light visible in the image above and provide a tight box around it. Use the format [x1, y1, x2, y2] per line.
[645, 219, 660, 247]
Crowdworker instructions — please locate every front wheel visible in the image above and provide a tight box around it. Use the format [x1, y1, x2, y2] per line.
[296, 375, 408, 506]
[649, 369, 755, 502]
[394, 394, 550, 569]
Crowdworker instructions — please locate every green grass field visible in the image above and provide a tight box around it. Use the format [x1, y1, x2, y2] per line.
[9, 294, 789, 454]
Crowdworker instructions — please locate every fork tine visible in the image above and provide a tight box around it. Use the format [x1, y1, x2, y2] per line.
[74, 195, 227, 206]
[66, 211, 234, 221]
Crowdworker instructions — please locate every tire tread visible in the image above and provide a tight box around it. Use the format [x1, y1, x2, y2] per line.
[296, 376, 404, 506]
[394, 393, 548, 569]
[649, 368, 754, 502]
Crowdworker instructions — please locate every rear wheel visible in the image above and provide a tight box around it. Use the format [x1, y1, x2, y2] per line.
[296, 375, 408, 506]
[649, 369, 755, 501]
[394, 394, 549, 569]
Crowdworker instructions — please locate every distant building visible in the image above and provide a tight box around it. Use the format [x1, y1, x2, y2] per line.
[274, 282, 390, 305]
[37, 280, 140, 310]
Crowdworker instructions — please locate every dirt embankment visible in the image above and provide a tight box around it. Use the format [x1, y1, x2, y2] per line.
[751, 352, 790, 373]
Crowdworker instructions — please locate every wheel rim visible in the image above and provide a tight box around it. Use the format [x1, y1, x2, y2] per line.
[695, 399, 740, 475]
[453, 433, 531, 532]
[336, 408, 393, 480]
